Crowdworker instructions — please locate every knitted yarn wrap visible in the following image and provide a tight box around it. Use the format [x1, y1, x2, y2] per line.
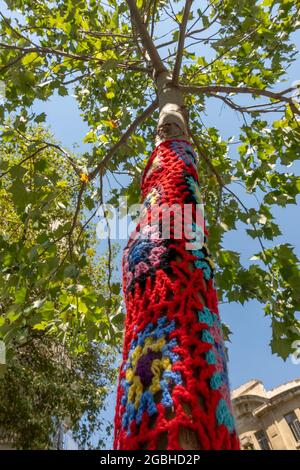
[114, 139, 240, 450]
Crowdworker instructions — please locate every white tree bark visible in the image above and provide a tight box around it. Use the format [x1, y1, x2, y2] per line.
[155, 71, 190, 145]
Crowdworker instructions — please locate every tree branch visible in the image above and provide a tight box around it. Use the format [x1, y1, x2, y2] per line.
[157, 28, 219, 50]
[0, 11, 36, 48]
[0, 53, 26, 73]
[180, 84, 300, 115]
[89, 99, 158, 180]
[13, 130, 82, 176]
[41, 142, 81, 175]
[126, 0, 167, 76]
[172, 0, 193, 86]
[150, 0, 157, 39]
[0, 144, 49, 178]
[209, 93, 285, 114]
[79, 30, 134, 39]
[69, 183, 85, 241]
[0, 42, 149, 73]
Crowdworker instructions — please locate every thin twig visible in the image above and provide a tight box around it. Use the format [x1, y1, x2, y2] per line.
[180, 84, 300, 115]
[0, 52, 26, 73]
[126, 0, 167, 76]
[79, 30, 133, 39]
[209, 93, 285, 114]
[0, 42, 149, 73]
[150, 0, 157, 39]
[68, 183, 86, 257]
[172, 0, 193, 86]
[99, 170, 113, 316]
[0, 145, 49, 178]
[88, 99, 158, 180]
[13, 130, 81, 176]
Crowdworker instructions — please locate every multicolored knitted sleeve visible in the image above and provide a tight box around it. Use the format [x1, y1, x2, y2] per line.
[114, 139, 240, 450]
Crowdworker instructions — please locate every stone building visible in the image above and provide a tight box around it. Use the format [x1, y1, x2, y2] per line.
[232, 378, 300, 450]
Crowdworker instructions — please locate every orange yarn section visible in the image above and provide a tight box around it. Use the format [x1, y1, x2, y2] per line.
[114, 139, 240, 450]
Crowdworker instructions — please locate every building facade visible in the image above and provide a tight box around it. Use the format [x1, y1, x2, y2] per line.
[232, 378, 300, 450]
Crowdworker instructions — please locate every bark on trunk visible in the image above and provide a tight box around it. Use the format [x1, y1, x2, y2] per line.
[114, 76, 240, 450]
[155, 71, 189, 145]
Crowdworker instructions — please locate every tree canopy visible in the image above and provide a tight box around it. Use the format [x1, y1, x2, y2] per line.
[0, 337, 116, 449]
[0, 124, 122, 447]
[0, 0, 300, 446]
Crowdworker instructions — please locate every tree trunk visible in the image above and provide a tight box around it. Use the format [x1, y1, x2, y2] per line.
[114, 73, 240, 450]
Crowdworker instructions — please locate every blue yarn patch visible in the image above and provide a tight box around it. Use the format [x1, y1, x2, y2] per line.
[205, 349, 216, 365]
[198, 306, 231, 397]
[198, 307, 217, 327]
[202, 329, 214, 344]
[216, 399, 235, 433]
[210, 372, 223, 390]
[195, 260, 212, 279]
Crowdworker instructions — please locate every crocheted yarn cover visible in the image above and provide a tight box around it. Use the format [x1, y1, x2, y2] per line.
[114, 139, 240, 450]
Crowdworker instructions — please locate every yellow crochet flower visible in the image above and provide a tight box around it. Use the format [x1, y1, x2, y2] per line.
[125, 335, 171, 410]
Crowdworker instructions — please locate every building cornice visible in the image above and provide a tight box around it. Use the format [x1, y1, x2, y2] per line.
[254, 385, 300, 417]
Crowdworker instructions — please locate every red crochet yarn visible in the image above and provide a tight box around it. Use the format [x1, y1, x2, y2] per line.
[114, 139, 240, 450]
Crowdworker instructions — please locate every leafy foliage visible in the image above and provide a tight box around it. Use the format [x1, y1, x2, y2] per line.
[0, 125, 122, 448]
[0, 125, 123, 352]
[0, 338, 116, 449]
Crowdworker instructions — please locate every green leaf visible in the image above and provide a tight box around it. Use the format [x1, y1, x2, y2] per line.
[270, 337, 293, 361]
[35, 112, 47, 123]
[64, 264, 80, 278]
[32, 321, 48, 331]
[202, 15, 209, 29]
